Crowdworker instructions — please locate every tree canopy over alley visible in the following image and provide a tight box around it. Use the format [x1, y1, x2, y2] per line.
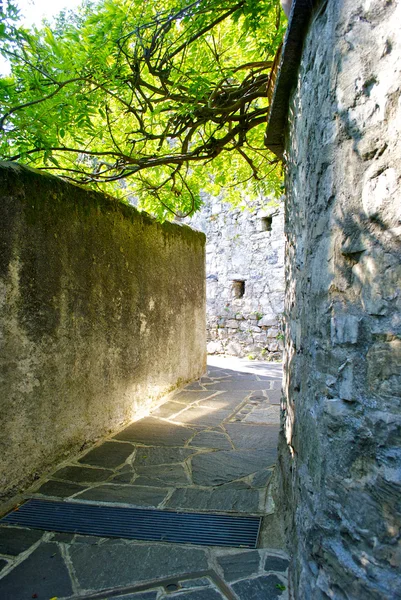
[0, 0, 286, 218]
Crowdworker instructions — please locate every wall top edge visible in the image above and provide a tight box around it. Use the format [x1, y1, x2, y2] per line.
[264, 0, 321, 159]
[0, 160, 205, 243]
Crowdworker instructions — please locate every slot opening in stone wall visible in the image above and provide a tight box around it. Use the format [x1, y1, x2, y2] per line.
[261, 216, 273, 232]
[232, 280, 245, 299]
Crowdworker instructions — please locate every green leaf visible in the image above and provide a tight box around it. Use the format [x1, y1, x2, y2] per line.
[0, 0, 284, 217]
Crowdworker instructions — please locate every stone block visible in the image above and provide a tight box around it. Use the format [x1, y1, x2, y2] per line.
[207, 340, 224, 354]
[367, 340, 401, 396]
[226, 320, 239, 329]
[330, 314, 360, 345]
[226, 341, 243, 356]
[258, 316, 277, 327]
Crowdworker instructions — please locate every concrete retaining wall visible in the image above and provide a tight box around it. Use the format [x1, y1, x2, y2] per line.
[0, 162, 206, 505]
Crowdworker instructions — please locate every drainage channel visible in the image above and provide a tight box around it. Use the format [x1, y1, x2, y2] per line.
[1, 498, 261, 548]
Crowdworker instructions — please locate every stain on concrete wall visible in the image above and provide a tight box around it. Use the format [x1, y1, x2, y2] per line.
[0, 162, 206, 505]
[277, 0, 401, 598]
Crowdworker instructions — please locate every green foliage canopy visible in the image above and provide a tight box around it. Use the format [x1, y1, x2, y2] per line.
[0, 0, 286, 218]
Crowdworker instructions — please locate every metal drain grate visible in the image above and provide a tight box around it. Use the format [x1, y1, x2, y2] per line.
[1, 499, 261, 548]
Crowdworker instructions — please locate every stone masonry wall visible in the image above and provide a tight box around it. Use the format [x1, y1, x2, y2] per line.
[277, 1, 401, 598]
[187, 196, 285, 360]
[0, 162, 206, 506]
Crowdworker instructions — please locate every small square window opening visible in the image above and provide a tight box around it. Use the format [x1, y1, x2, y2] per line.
[232, 280, 245, 299]
[261, 216, 273, 232]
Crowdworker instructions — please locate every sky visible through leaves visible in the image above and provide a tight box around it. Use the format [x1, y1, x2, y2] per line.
[0, 0, 285, 218]
[0, 0, 81, 73]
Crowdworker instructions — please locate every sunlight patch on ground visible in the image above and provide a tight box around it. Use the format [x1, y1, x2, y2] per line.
[207, 354, 283, 378]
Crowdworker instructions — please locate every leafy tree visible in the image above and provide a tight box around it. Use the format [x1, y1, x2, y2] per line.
[0, 0, 286, 218]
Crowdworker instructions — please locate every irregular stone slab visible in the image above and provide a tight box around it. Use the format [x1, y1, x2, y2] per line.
[152, 401, 187, 418]
[53, 465, 113, 483]
[135, 464, 190, 486]
[252, 469, 273, 489]
[264, 555, 289, 572]
[51, 532, 75, 543]
[180, 577, 213, 588]
[216, 550, 261, 582]
[112, 472, 134, 483]
[0, 542, 73, 598]
[249, 392, 266, 400]
[166, 487, 259, 513]
[218, 480, 252, 490]
[172, 391, 217, 404]
[79, 441, 135, 468]
[173, 407, 232, 426]
[36, 479, 87, 498]
[224, 424, 280, 450]
[266, 389, 282, 404]
[114, 592, 158, 600]
[74, 535, 104, 545]
[68, 539, 208, 590]
[134, 447, 195, 467]
[163, 589, 225, 599]
[189, 431, 232, 449]
[199, 391, 246, 409]
[191, 450, 276, 485]
[270, 380, 282, 390]
[204, 380, 272, 391]
[232, 574, 285, 599]
[243, 406, 280, 425]
[75, 484, 168, 507]
[184, 382, 206, 391]
[0, 526, 43, 556]
[131, 477, 177, 487]
[0, 558, 8, 572]
[114, 418, 195, 446]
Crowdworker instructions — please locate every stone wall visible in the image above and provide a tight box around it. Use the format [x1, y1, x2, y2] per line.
[277, 1, 401, 598]
[0, 162, 206, 505]
[187, 196, 285, 360]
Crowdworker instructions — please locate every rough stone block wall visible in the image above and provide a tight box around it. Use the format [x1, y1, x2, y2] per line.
[0, 162, 206, 505]
[187, 197, 285, 360]
[278, 0, 401, 598]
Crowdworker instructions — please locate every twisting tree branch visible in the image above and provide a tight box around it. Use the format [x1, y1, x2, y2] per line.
[0, 0, 285, 211]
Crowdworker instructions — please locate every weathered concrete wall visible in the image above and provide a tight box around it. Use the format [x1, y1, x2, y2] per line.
[278, 1, 401, 598]
[0, 162, 206, 505]
[187, 196, 285, 360]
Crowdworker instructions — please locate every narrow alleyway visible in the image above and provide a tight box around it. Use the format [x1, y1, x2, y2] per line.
[0, 357, 288, 600]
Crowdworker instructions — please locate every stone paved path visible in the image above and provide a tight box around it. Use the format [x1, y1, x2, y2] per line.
[0, 357, 288, 600]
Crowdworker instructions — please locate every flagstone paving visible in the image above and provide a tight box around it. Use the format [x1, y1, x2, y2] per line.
[0, 356, 288, 599]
